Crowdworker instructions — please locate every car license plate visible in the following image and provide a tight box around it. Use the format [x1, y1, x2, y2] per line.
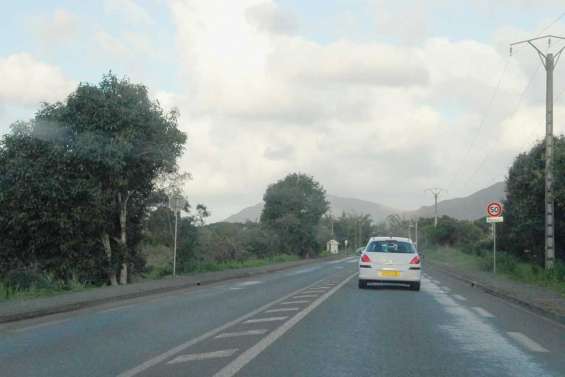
[379, 270, 400, 277]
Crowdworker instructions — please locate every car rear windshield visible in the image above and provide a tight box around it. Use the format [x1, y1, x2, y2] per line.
[366, 240, 415, 254]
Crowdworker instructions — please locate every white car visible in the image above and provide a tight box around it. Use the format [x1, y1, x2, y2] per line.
[358, 236, 421, 291]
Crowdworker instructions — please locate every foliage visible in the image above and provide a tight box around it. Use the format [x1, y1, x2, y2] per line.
[0, 73, 186, 287]
[261, 173, 329, 257]
[500, 137, 565, 264]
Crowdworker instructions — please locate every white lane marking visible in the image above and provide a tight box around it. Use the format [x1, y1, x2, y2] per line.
[167, 349, 239, 365]
[472, 307, 495, 318]
[346, 259, 358, 263]
[301, 289, 327, 293]
[214, 330, 268, 339]
[264, 308, 300, 313]
[238, 281, 261, 287]
[292, 295, 318, 299]
[452, 294, 467, 301]
[243, 316, 288, 324]
[99, 304, 135, 313]
[12, 319, 70, 333]
[285, 267, 320, 276]
[279, 300, 310, 305]
[117, 276, 329, 377]
[212, 272, 357, 377]
[229, 287, 244, 290]
[507, 332, 549, 353]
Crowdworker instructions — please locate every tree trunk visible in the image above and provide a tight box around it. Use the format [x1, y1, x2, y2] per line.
[101, 232, 118, 286]
[118, 192, 130, 285]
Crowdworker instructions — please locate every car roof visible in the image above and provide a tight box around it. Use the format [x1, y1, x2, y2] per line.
[368, 236, 412, 243]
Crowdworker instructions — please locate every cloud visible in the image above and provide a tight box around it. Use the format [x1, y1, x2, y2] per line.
[164, 0, 564, 221]
[104, 0, 153, 25]
[30, 9, 78, 47]
[246, 2, 299, 35]
[0, 53, 75, 106]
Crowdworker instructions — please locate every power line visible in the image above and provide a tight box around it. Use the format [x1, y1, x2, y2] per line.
[457, 61, 543, 190]
[537, 11, 565, 36]
[447, 57, 510, 189]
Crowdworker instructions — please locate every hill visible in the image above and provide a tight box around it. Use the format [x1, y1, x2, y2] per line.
[223, 194, 399, 223]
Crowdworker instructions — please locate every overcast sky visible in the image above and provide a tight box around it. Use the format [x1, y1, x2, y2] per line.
[2, 0, 565, 221]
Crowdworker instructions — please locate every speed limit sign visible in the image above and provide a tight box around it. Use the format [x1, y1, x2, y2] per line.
[486, 202, 503, 217]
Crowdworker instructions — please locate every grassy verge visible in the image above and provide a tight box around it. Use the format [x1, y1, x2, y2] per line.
[425, 247, 565, 296]
[0, 280, 92, 303]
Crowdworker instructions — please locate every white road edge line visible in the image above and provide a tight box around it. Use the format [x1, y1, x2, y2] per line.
[472, 307, 495, 318]
[212, 272, 357, 377]
[167, 349, 239, 364]
[215, 330, 268, 339]
[507, 332, 549, 353]
[99, 304, 136, 314]
[116, 276, 331, 377]
[452, 294, 467, 301]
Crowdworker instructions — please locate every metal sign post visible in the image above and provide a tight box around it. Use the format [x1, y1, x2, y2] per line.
[169, 194, 186, 278]
[486, 202, 504, 274]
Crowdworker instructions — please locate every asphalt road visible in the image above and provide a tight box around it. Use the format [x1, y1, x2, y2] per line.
[0, 257, 564, 377]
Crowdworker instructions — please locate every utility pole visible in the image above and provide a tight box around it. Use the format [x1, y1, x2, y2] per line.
[169, 193, 186, 278]
[510, 35, 565, 270]
[415, 219, 419, 247]
[425, 188, 447, 228]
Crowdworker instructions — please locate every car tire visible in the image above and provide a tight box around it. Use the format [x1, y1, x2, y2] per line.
[358, 280, 366, 289]
[411, 282, 421, 291]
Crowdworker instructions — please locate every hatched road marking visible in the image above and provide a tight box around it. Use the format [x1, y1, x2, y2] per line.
[215, 330, 268, 339]
[507, 332, 549, 353]
[264, 308, 300, 313]
[212, 272, 357, 377]
[116, 276, 332, 377]
[279, 300, 310, 305]
[167, 349, 239, 365]
[243, 317, 288, 324]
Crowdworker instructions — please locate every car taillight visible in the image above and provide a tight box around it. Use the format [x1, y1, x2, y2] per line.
[361, 254, 371, 263]
[409, 255, 421, 264]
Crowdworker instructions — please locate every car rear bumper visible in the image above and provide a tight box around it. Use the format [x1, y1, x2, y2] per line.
[358, 267, 421, 282]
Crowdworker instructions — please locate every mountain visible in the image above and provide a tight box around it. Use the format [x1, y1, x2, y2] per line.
[223, 182, 507, 224]
[404, 182, 506, 221]
[223, 194, 399, 223]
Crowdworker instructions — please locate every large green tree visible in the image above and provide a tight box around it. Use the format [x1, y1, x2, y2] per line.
[260, 173, 329, 257]
[0, 73, 186, 285]
[501, 137, 565, 264]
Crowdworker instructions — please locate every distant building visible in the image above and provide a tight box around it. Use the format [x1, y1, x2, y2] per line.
[326, 239, 339, 254]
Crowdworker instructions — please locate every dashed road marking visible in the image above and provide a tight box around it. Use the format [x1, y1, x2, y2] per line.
[279, 300, 310, 305]
[238, 281, 262, 287]
[292, 295, 318, 299]
[264, 308, 300, 313]
[99, 304, 135, 313]
[229, 287, 244, 290]
[472, 307, 495, 318]
[452, 294, 467, 301]
[507, 332, 549, 353]
[167, 349, 239, 364]
[243, 316, 288, 324]
[215, 330, 268, 339]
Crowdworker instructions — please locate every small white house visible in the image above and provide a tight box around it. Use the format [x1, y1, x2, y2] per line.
[326, 239, 339, 254]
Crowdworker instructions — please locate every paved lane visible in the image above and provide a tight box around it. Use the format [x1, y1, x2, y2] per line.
[1, 257, 564, 377]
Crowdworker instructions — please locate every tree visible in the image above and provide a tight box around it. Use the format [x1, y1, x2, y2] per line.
[261, 173, 329, 257]
[501, 137, 565, 264]
[0, 73, 187, 285]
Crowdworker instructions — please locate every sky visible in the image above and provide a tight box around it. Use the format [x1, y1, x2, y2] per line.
[2, 0, 565, 222]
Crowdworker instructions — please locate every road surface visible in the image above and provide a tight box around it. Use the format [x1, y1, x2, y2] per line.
[1, 257, 564, 377]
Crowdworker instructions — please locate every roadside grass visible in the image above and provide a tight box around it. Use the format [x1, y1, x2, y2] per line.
[0, 278, 91, 303]
[425, 247, 565, 296]
[182, 254, 300, 274]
